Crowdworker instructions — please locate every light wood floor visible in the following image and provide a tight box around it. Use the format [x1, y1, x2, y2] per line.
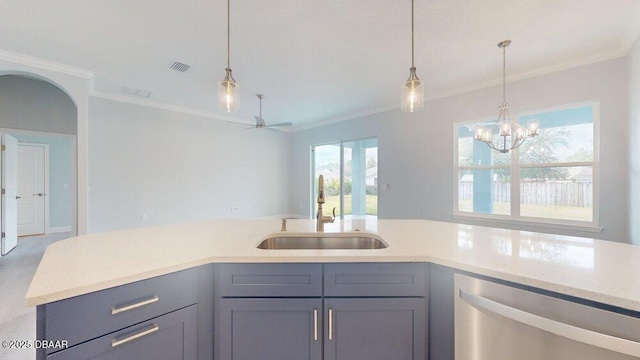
[0, 233, 70, 360]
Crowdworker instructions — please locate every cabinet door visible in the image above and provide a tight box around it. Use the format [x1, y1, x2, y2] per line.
[47, 305, 196, 360]
[218, 298, 322, 360]
[324, 298, 426, 360]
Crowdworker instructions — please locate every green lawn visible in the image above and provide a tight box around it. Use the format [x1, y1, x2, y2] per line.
[458, 200, 592, 222]
[323, 195, 378, 216]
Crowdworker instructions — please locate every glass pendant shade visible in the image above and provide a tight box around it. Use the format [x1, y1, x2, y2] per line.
[218, 0, 239, 113]
[401, 68, 424, 112]
[400, 0, 424, 113]
[217, 68, 239, 113]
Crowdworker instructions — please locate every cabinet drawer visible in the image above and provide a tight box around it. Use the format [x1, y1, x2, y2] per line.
[324, 263, 426, 297]
[44, 268, 197, 352]
[47, 305, 197, 360]
[216, 263, 322, 297]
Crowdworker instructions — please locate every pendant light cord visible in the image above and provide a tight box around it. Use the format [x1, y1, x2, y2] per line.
[502, 44, 506, 103]
[227, 0, 230, 69]
[411, 0, 415, 68]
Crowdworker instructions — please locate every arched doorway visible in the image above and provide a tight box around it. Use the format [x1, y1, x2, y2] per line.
[0, 75, 77, 246]
[0, 55, 91, 236]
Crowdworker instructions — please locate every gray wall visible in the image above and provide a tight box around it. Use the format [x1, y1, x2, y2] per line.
[0, 75, 77, 134]
[88, 97, 293, 233]
[629, 38, 640, 245]
[292, 57, 629, 243]
[0, 75, 76, 229]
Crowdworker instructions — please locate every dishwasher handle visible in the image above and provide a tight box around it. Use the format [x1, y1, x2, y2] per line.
[459, 289, 640, 358]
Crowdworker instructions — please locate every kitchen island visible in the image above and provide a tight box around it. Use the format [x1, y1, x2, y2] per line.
[26, 219, 640, 360]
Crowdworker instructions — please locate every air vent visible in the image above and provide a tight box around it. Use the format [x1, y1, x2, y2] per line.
[121, 86, 152, 98]
[170, 61, 191, 73]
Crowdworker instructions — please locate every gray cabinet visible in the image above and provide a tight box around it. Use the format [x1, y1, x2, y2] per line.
[324, 262, 426, 297]
[324, 298, 426, 360]
[216, 263, 427, 360]
[42, 268, 198, 352]
[216, 263, 322, 297]
[47, 305, 197, 360]
[428, 264, 455, 360]
[218, 298, 322, 360]
[37, 266, 213, 360]
[215, 263, 323, 360]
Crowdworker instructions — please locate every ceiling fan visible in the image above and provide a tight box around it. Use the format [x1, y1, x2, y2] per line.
[246, 94, 292, 131]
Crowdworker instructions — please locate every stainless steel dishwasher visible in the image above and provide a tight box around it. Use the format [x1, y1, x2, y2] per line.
[455, 273, 640, 360]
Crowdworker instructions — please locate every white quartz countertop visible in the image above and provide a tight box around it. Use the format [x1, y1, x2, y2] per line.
[26, 219, 640, 311]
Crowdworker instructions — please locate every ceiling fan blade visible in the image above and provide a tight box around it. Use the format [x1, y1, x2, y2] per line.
[265, 127, 281, 133]
[267, 122, 293, 127]
[242, 126, 256, 130]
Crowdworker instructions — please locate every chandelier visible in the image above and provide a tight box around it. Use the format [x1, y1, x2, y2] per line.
[474, 40, 538, 153]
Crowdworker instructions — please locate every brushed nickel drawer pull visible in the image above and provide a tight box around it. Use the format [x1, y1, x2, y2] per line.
[313, 309, 318, 341]
[328, 308, 333, 340]
[111, 296, 159, 315]
[111, 324, 159, 347]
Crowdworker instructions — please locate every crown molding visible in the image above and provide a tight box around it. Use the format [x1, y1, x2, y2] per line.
[90, 91, 254, 126]
[425, 49, 629, 104]
[87, 45, 632, 133]
[292, 49, 629, 132]
[621, 6, 640, 55]
[291, 104, 399, 132]
[0, 49, 94, 79]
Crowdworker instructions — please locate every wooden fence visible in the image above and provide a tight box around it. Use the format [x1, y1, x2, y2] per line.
[459, 181, 593, 207]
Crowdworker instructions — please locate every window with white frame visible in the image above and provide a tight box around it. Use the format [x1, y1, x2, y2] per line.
[455, 102, 598, 226]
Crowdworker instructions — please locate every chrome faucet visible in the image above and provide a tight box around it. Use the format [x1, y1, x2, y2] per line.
[316, 175, 335, 232]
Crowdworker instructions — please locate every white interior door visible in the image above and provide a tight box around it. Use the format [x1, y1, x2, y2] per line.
[1, 134, 18, 255]
[17, 144, 46, 236]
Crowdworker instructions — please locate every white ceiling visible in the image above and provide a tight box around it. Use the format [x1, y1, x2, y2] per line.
[1, 0, 639, 128]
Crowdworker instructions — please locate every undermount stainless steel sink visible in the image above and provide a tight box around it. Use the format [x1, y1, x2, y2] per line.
[257, 234, 387, 250]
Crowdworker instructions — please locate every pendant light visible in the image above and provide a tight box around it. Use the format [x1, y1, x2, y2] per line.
[474, 40, 539, 153]
[217, 0, 239, 113]
[401, 0, 424, 113]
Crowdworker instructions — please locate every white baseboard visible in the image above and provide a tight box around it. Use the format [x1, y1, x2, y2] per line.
[47, 226, 72, 234]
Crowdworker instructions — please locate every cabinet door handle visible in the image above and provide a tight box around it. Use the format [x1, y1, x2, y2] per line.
[328, 308, 333, 340]
[111, 324, 159, 347]
[111, 296, 159, 315]
[313, 308, 318, 341]
[459, 289, 640, 358]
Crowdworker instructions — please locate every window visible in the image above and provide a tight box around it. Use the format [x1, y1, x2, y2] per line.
[312, 137, 378, 219]
[455, 102, 598, 227]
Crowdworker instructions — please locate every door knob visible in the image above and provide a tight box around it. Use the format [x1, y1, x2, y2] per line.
[33, 193, 44, 196]
[16, 196, 20, 199]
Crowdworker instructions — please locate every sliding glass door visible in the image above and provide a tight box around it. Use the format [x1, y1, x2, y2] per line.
[312, 137, 378, 219]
